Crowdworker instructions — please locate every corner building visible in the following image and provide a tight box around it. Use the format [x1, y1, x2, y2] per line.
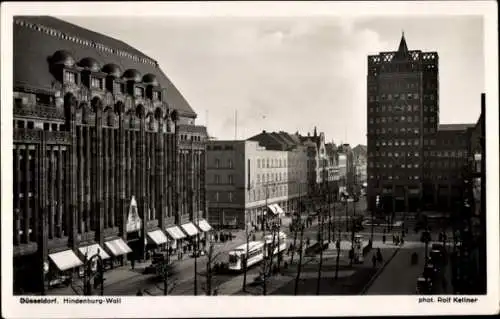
[12, 17, 207, 293]
[367, 33, 439, 214]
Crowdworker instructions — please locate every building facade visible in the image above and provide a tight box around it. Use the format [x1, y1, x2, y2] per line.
[367, 33, 439, 214]
[12, 17, 207, 294]
[424, 124, 475, 212]
[206, 140, 307, 230]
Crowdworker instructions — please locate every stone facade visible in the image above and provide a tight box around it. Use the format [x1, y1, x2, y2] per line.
[12, 16, 207, 293]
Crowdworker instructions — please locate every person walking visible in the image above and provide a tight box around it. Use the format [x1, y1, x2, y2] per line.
[372, 254, 377, 268]
[130, 256, 136, 270]
[376, 248, 383, 263]
[382, 234, 386, 244]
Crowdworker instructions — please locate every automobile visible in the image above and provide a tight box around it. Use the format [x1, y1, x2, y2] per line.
[416, 277, 433, 294]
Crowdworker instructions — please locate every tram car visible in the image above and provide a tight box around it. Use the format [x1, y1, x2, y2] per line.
[228, 241, 265, 271]
[263, 231, 288, 258]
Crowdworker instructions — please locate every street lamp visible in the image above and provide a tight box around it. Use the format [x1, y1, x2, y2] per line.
[83, 249, 104, 296]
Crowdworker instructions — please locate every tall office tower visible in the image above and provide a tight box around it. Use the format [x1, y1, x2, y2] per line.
[366, 33, 439, 216]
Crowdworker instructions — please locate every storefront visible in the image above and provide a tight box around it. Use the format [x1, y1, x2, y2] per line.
[180, 222, 199, 254]
[146, 229, 169, 258]
[194, 219, 213, 248]
[47, 249, 84, 287]
[165, 225, 186, 253]
[78, 243, 110, 272]
[104, 237, 132, 269]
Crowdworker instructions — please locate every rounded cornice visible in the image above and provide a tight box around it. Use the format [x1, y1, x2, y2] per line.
[102, 63, 122, 78]
[78, 57, 101, 72]
[51, 50, 76, 67]
[142, 73, 159, 86]
[122, 69, 142, 83]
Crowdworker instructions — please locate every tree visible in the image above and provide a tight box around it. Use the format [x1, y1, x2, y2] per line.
[294, 223, 305, 295]
[242, 228, 251, 292]
[316, 215, 325, 295]
[199, 243, 223, 296]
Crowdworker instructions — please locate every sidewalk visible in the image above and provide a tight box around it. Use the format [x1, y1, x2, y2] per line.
[364, 246, 424, 295]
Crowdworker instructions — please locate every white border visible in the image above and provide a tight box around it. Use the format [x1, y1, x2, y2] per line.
[1, 1, 498, 318]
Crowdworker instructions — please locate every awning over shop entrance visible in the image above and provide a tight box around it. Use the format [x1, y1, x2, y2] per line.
[273, 204, 285, 216]
[196, 219, 212, 232]
[267, 205, 278, 215]
[79, 244, 110, 260]
[166, 226, 186, 240]
[49, 250, 83, 271]
[181, 222, 199, 237]
[147, 230, 168, 245]
[105, 238, 133, 256]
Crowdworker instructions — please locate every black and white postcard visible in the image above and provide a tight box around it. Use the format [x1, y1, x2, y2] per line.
[1, 1, 498, 317]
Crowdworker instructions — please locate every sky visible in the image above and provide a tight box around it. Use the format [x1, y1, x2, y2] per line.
[59, 15, 484, 146]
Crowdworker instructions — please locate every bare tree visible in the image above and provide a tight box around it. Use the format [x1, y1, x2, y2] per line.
[242, 228, 250, 292]
[198, 242, 223, 296]
[294, 223, 305, 295]
[316, 215, 325, 295]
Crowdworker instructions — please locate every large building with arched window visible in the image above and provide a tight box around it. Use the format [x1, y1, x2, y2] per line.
[12, 16, 208, 294]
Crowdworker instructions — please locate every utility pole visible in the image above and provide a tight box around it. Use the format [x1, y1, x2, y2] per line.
[294, 223, 305, 295]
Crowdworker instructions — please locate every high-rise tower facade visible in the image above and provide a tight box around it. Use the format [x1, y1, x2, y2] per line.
[366, 33, 439, 215]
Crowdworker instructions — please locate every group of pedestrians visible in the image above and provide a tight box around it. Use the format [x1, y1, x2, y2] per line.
[371, 248, 384, 268]
[381, 231, 405, 246]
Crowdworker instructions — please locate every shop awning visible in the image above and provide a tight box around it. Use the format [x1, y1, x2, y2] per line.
[181, 222, 199, 237]
[147, 230, 168, 245]
[273, 204, 285, 216]
[79, 244, 110, 260]
[267, 205, 278, 215]
[105, 238, 133, 257]
[166, 226, 186, 240]
[196, 219, 212, 232]
[49, 250, 83, 271]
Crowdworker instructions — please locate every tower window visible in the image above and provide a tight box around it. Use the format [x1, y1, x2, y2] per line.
[91, 77, 103, 89]
[64, 71, 77, 84]
[135, 87, 144, 97]
[153, 91, 161, 101]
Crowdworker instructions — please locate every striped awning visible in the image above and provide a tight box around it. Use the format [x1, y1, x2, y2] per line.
[273, 204, 285, 215]
[181, 222, 199, 237]
[49, 250, 83, 271]
[79, 244, 110, 260]
[105, 238, 132, 256]
[166, 226, 186, 240]
[147, 230, 168, 245]
[267, 205, 278, 215]
[196, 219, 212, 232]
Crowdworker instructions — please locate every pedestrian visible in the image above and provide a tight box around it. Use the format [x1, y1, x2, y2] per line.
[377, 248, 383, 263]
[382, 235, 386, 244]
[372, 254, 377, 268]
[214, 232, 219, 242]
[400, 237, 405, 246]
[131, 256, 136, 270]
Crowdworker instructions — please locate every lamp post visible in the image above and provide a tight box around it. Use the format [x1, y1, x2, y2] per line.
[83, 249, 104, 296]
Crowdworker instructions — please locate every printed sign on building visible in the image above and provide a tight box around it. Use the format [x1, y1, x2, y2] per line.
[126, 196, 142, 233]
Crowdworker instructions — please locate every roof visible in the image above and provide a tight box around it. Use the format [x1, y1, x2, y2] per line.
[398, 32, 409, 53]
[352, 144, 367, 157]
[438, 123, 476, 132]
[13, 16, 196, 117]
